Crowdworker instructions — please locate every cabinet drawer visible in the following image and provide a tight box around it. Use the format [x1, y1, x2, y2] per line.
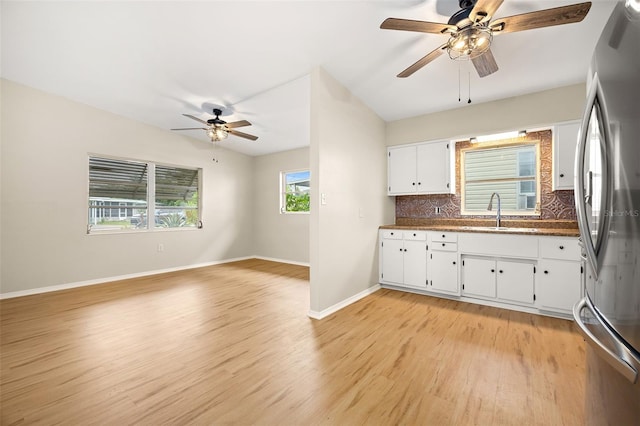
[381, 230, 402, 240]
[431, 242, 457, 252]
[430, 232, 458, 243]
[404, 231, 427, 241]
[540, 237, 580, 261]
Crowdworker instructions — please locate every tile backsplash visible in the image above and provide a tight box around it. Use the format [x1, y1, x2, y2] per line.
[395, 129, 577, 221]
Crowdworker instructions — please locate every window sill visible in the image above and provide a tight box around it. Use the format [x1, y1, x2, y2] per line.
[87, 226, 201, 235]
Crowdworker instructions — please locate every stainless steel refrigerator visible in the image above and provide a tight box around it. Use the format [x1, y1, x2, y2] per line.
[572, 1, 640, 424]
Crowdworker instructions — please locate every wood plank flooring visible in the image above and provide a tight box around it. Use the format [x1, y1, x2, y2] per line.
[1, 259, 586, 425]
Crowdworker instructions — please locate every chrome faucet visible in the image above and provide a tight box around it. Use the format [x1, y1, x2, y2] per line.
[487, 192, 501, 228]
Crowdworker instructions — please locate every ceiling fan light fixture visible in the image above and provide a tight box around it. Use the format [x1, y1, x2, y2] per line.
[208, 125, 228, 142]
[447, 25, 492, 60]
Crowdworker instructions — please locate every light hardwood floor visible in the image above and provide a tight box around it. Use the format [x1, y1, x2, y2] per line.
[1, 259, 586, 425]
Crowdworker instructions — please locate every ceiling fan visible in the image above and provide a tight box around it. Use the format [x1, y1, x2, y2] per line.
[171, 108, 258, 142]
[381, 0, 592, 78]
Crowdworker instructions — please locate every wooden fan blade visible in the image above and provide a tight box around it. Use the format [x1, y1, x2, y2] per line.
[228, 129, 258, 141]
[471, 48, 499, 78]
[470, 0, 504, 23]
[397, 44, 447, 78]
[489, 2, 591, 34]
[171, 127, 207, 131]
[225, 120, 251, 129]
[182, 114, 208, 125]
[380, 18, 456, 34]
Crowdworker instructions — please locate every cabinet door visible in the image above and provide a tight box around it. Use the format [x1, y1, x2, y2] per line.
[553, 121, 580, 190]
[496, 260, 535, 305]
[381, 239, 404, 284]
[428, 250, 458, 294]
[417, 141, 451, 194]
[403, 240, 427, 288]
[462, 257, 496, 298]
[388, 146, 417, 194]
[537, 259, 583, 312]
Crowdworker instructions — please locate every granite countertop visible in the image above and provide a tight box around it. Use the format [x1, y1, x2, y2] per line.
[380, 218, 580, 237]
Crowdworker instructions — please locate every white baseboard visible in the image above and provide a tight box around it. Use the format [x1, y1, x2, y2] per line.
[0, 256, 254, 300]
[253, 256, 310, 267]
[308, 284, 381, 320]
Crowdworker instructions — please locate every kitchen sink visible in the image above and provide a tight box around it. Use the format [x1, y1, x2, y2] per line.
[460, 226, 538, 233]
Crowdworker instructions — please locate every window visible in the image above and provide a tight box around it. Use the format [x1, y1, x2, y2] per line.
[461, 143, 540, 215]
[88, 156, 201, 233]
[154, 165, 200, 229]
[280, 170, 310, 213]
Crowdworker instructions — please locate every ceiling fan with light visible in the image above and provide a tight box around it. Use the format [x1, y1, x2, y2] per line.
[381, 0, 592, 78]
[171, 108, 258, 142]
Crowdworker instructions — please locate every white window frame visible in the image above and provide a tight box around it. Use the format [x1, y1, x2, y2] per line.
[88, 155, 202, 234]
[460, 141, 541, 216]
[280, 169, 310, 214]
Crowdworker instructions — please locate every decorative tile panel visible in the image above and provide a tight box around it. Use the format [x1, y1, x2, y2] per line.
[396, 130, 577, 221]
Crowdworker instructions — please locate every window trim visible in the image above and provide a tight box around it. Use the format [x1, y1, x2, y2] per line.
[459, 140, 542, 217]
[279, 169, 310, 215]
[87, 154, 203, 234]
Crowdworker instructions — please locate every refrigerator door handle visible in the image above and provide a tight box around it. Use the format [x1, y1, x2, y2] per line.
[585, 171, 593, 205]
[573, 297, 639, 384]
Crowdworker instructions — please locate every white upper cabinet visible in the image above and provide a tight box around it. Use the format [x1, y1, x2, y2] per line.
[553, 120, 581, 190]
[416, 142, 451, 193]
[387, 145, 418, 194]
[387, 140, 453, 195]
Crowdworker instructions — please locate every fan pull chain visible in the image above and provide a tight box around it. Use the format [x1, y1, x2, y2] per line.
[468, 71, 472, 104]
[458, 65, 461, 102]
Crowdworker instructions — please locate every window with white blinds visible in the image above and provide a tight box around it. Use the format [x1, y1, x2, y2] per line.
[461, 143, 540, 215]
[88, 156, 201, 233]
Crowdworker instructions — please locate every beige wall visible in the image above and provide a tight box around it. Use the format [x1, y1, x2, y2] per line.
[309, 67, 394, 315]
[1, 79, 255, 294]
[253, 147, 310, 264]
[386, 83, 586, 145]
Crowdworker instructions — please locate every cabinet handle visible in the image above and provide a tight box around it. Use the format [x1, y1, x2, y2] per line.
[560, 173, 565, 178]
[390, 232, 394, 235]
[412, 182, 416, 186]
[559, 245, 565, 250]
[442, 243, 446, 247]
[413, 233, 416, 236]
[418, 182, 421, 185]
[544, 270, 549, 274]
[491, 269, 495, 273]
[453, 261, 456, 265]
[399, 248, 403, 252]
[499, 270, 503, 274]
[442, 234, 445, 238]
[404, 249, 407, 252]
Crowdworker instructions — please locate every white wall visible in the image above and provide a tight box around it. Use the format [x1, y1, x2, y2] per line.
[0, 79, 254, 295]
[309, 67, 394, 315]
[386, 83, 586, 145]
[253, 147, 309, 264]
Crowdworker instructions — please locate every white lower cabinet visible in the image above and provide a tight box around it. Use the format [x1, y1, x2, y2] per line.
[380, 229, 582, 318]
[427, 250, 458, 294]
[379, 230, 427, 290]
[427, 232, 459, 295]
[496, 260, 535, 305]
[537, 236, 584, 314]
[461, 257, 535, 305]
[404, 239, 428, 288]
[380, 237, 404, 284]
[461, 257, 496, 298]
[537, 259, 583, 312]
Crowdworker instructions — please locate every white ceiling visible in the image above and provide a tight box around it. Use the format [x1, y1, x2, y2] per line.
[1, 0, 617, 156]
